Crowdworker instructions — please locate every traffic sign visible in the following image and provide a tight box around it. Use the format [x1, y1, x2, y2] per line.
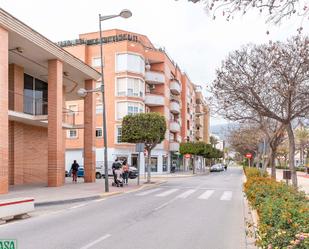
[245, 153, 252, 159]
[184, 154, 191, 159]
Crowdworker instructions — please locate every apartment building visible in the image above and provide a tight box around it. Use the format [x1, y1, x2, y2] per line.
[0, 9, 100, 193]
[58, 29, 210, 174]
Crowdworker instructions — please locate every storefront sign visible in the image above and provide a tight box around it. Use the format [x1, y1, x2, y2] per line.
[57, 33, 139, 47]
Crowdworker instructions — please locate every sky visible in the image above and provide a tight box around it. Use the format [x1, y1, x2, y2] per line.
[1, 0, 308, 125]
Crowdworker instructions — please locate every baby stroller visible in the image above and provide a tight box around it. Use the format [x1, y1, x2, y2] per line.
[112, 166, 123, 187]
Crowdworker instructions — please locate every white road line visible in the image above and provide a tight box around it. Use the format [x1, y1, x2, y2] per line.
[220, 191, 233, 201]
[155, 188, 178, 197]
[176, 189, 197, 199]
[69, 203, 87, 209]
[136, 188, 163, 196]
[80, 234, 111, 249]
[198, 190, 215, 200]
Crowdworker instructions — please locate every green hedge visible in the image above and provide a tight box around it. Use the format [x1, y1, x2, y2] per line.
[244, 167, 309, 248]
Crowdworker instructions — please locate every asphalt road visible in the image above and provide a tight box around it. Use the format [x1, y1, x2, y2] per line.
[0, 167, 246, 249]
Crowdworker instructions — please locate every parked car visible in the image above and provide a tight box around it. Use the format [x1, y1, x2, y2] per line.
[68, 167, 84, 178]
[210, 164, 224, 172]
[128, 166, 138, 179]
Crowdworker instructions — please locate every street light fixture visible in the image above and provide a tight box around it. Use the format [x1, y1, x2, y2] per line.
[78, 9, 132, 192]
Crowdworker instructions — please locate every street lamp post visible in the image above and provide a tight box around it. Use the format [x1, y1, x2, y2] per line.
[78, 9, 132, 192]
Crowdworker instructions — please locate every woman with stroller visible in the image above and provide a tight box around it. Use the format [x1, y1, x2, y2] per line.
[122, 160, 129, 185]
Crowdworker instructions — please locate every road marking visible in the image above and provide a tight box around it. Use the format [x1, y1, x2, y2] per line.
[176, 189, 197, 199]
[155, 188, 178, 197]
[220, 191, 233, 201]
[80, 234, 111, 249]
[198, 190, 215, 200]
[69, 203, 87, 210]
[136, 188, 163, 196]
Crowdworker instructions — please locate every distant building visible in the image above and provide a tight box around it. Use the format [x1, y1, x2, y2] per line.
[58, 29, 210, 173]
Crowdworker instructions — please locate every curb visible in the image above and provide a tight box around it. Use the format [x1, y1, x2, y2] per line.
[35, 180, 167, 207]
[35, 195, 101, 207]
[242, 172, 259, 249]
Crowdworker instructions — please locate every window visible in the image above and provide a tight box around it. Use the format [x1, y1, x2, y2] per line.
[116, 126, 122, 143]
[96, 104, 103, 114]
[116, 77, 144, 97]
[92, 57, 102, 67]
[24, 74, 48, 115]
[145, 157, 158, 172]
[117, 102, 144, 120]
[67, 129, 77, 139]
[116, 53, 145, 74]
[163, 156, 168, 172]
[96, 128, 102, 137]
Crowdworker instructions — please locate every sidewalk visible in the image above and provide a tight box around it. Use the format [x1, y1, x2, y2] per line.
[0, 177, 166, 206]
[267, 168, 309, 195]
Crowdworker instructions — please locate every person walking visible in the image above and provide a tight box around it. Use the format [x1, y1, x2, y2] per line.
[71, 160, 79, 183]
[112, 159, 120, 185]
[122, 160, 129, 185]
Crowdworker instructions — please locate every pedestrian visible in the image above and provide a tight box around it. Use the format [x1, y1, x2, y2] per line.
[112, 159, 119, 185]
[122, 160, 129, 185]
[71, 160, 79, 183]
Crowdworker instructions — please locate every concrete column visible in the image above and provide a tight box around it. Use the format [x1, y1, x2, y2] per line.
[0, 27, 9, 194]
[84, 79, 96, 182]
[48, 60, 64, 187]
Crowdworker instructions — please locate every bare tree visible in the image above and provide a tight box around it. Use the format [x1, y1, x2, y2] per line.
[212, 36, 309, 187]
[186, 0, 309, 24]
[227, 125, 263, 163]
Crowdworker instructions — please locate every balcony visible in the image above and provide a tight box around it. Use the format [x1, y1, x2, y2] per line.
[8, 90, 83, 129]
[170, 121, 180, 133]
[170, 101, 180, 114]
[145, 71, 165, 84]
[169, 141, 180, 152]
[195, 130, 202, 140]
[195, 104, 202, 114]
[145, 93, 165, 106]
[170, 80, 181, 95]
[195, 117, 202, 127]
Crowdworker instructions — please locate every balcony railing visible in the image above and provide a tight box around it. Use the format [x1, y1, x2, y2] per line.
[170, 100, 180, 114]
[9, 90, 48, 116]
[9, 90, 80, 127]
[145, 92, 165, 106]
[145, 71, 165, 84]
[170, 121, 181, 133]
[169, 141, 180, 152]
[170, 80, 181, 95]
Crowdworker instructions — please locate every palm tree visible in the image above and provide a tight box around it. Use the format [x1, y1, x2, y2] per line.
[295, 124, 309, 167]
[210, 135, 219, 148]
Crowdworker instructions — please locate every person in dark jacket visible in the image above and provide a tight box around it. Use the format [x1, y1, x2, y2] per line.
[112, 159, 120, 184]
[71, 160, 79, 183]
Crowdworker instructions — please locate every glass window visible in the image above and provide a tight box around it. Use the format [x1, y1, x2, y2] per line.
[116, 53, 145, 74]
[145, 157, 158, 172]
[92, 57, 101, 67]
[23, 74, 47, 115]
[117, 102, 127, 120]
[116, 77, 145, 97]
[24, 74, 34, 115]
[163, 156, 168, 172]
[116, 126, 122, 143]
[117, 102, 144, 120]
[96, 128, 102, 137]
[96, 104, 103, 114]
[67, 129, 77, 139]
[117, 78, 127, 96]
